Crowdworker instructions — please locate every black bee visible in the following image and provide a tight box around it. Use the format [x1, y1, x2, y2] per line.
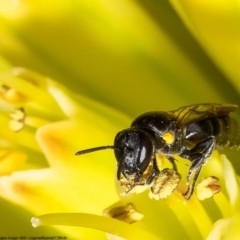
[75, 103, 240, 200]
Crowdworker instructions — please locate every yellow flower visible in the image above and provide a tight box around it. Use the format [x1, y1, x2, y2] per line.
[0, 0, 240, 239]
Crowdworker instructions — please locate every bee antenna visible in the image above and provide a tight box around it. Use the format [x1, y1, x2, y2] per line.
[75, 145, 119, 156]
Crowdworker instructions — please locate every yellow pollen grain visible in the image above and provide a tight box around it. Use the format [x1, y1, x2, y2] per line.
[162, 132, 174, 144]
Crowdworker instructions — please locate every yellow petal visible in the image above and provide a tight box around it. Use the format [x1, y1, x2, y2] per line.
[207, 214, 240, 240]
[171, 0, 240, 94]
[0, 149, 26, 175]
[221, 154, 240, 210]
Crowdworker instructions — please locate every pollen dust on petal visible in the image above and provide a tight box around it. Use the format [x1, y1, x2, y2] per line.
[0, 175, 34, 204]
[36, 121, 77, 167]
[0, 169, 52, 205]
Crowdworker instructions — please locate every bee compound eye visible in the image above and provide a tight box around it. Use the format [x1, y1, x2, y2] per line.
[137, 132, 154, 172]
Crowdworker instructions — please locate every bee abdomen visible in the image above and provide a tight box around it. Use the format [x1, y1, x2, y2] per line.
[210, 116, 240, 149]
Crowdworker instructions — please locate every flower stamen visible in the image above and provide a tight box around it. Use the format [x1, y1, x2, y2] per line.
[9, 107, 25, 132]
[0, 84, 27, 103]
[196, 176, 221, 201]
[104, 203, 143, 224]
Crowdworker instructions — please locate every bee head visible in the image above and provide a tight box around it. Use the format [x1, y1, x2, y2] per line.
[113, 129, 155, 181]
[75, 129, 155, 182]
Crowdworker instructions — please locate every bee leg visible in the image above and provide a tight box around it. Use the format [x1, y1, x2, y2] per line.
[182, 166, 202, 200]
[146, 157, 160, 185]
[180, 136, 216, 200]
[166, 156, 178, 172]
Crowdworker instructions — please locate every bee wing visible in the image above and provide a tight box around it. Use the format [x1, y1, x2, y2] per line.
[170, 103, 238, 126]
